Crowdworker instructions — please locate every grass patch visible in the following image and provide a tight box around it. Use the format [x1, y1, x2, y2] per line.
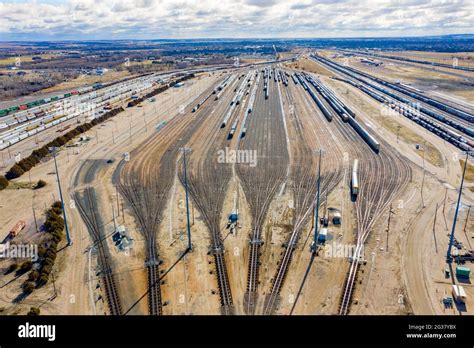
[6, 182, 33, 190]
[459, 159, 474, 182]
[0, 54, 60, 65]
[284, 58, 333, 76]
[382, 117, 444, 167]
[41, 70, 130, 93]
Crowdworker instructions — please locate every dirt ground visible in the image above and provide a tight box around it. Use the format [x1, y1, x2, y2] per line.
[310, 61, 474, 315]
[1, 57, 473, 316]
[0, 72, 221, 315]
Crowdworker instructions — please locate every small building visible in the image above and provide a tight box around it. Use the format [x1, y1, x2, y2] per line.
[333, 212, 341, 225]
[452, 285, 467, 303]
[113, 225, 133, 251]
[228, 212, 238, 224]
[318, 228, 328, 242]
[456, 266, 471, 278]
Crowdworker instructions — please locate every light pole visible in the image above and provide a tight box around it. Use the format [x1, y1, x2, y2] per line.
[312, 149, 322, 254]
[446, 152, 469, 263]
[50, 147, 72, 246]
[420, 144, 426, 207]
[180, 147, 192, 251]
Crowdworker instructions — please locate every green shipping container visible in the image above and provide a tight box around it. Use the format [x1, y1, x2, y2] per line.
[456, 266, 471, 278]
[0, 109, 8, 117]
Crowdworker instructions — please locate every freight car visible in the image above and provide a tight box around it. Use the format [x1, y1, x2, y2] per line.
[9, 220, 26, 239]
[348, 117, 380, 153]
[351, 159, 359, 197]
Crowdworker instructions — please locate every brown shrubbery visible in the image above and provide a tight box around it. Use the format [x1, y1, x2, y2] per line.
[3, 73, 195, 184]
[0, 176, 8, 190]
[35, 179, 47, 189]
[36, 201, 64, 288]
[20, 201, 64, 293]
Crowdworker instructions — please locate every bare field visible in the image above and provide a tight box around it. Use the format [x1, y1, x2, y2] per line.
[379, 51, 474, 69]
[284, 57, 333, 76]
[0, 54, 62, 66]
[40, 70, 132, 93]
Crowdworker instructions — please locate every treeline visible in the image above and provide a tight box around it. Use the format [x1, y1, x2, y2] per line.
[0, 73, 195, 188]
[127, 85, 168, 107]
[22, 201, 64, 295]
[0, 71, 78, 100]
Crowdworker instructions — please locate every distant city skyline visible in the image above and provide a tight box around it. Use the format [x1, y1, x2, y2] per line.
[1, 0, 473, 41]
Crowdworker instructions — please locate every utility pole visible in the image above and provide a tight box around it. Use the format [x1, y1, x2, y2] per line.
[181, 147, 192, 251]
[51, 268, 57, 300]
[112, 205, 117, 231]
[312, 149, 322, 254]
[442, 187, 448, 214]
[442, 187, 449, 230]
[386, 203, 393, 251]
[464, 205, 471, 233]
[432, 203, 438, 253]
[421, 145, 426, 208]
[143, 110, 147, 132]
[32, 171, 39, 234]
[116, 187, 120, 217]
[32, 205, 39, 234]
[447, 152, 469, 264]
[50, 147, 72, 246]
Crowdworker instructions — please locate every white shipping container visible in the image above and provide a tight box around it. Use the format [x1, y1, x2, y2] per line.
[452, 285, 467, 303]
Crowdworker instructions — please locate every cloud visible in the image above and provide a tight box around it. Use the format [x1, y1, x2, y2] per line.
[0, 0, 472, 39]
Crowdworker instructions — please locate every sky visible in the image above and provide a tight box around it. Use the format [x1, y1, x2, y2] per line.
[0, 0, 473, 40]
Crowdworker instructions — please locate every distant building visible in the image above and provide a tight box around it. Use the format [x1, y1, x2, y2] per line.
[95, 67, 108, 75]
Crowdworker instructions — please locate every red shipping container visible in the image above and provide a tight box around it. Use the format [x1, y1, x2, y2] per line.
[10, 220, 26, 238]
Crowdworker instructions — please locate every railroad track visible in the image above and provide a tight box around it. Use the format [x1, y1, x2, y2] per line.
[262, 73, 344, 314]
[176, 72, 247, 314]
[310, 54, 474, 147]
[337, 135, 411, 315]
[237, 70, 290, 314]
[118, 76, 228, 315]
[286, 67, 411, 315]
[309, 79, 413, 315]
[74, 187, 122, 315]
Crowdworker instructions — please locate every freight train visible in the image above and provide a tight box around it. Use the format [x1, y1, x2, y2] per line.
[311, 54, 473, 152]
